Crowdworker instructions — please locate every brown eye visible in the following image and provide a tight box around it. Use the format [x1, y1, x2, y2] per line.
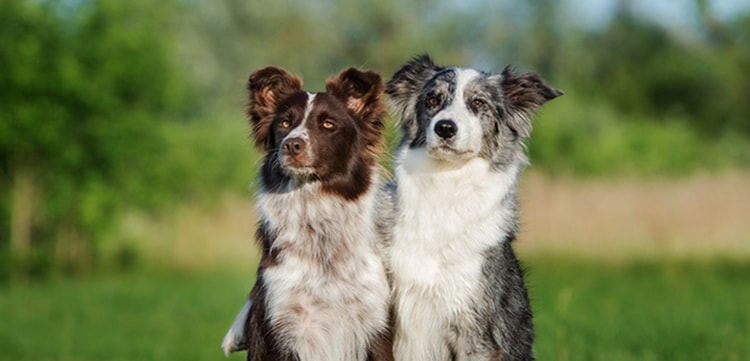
[425, 95, 440, 107]
[322, 120, 335, 129]
[471, 99, 486, 108]
[280, 119, 291, 128]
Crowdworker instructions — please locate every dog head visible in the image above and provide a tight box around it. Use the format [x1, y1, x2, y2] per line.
[247, 67, 386, 198]
[386, 54, 562, 168]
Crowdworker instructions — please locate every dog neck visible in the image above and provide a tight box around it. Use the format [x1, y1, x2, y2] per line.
[393, 146, 521, 249]
[257, 168, 381, 258]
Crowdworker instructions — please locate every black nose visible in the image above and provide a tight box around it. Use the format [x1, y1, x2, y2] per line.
[282, 137, 306, 157]
[434, 119, 457, 139]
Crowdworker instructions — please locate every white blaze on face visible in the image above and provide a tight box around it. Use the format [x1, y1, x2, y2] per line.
[426, 68, 484, 162]
[285, 92, 316, 143]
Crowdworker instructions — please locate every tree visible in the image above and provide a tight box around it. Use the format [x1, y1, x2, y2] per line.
[0, 0, 187, 280]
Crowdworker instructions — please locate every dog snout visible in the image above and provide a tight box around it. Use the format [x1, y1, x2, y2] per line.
[434, 119, 457, 140]
[282, 137, 306, 157]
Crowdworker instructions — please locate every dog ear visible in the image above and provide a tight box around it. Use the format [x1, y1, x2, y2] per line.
[326, 68, 387, 155]
[385, 54, 441, 121]
[326, 68, 385, 122]
[247, 67, 303, 149]
[495, 67, 562, 138]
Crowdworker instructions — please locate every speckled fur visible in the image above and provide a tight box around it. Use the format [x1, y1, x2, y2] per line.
[381, 54, 562, 361]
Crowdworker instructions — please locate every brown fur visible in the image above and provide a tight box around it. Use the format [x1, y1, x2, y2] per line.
[247, 67, 303, 150]
[325, 68, 387, 173]
[241, 67, 393, 361]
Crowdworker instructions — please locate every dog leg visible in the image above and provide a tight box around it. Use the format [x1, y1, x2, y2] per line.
[221, 299, 252, 355]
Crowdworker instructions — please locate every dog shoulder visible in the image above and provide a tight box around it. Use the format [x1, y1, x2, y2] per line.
[244, 264, 301, 361]
[477, 241, 534, 359]
[374, 181, 397, 248]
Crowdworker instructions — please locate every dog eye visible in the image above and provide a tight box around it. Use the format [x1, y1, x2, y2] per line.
[425, 95, 440, 108]
[471, 99, 486, 108]
[321, 120, 335, 129]
[280, 119, 291, 128]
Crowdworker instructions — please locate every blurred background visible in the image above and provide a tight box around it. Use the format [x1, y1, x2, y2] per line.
[1, 0, 748, 360]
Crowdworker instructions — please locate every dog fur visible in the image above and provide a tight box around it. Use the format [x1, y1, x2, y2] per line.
[223, 66, 393, 361]
[380, 54, 562, 361]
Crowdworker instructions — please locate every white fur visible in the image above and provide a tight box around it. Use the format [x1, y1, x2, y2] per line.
[286, 92, 316, 142]
[258, 173, 390, 361]
[427, 69, 484, 162]
[221, 300, 252, 355]
[389, 146, 519, 361]
[284, 92, 316, 165]
[302, 92, 316, 122]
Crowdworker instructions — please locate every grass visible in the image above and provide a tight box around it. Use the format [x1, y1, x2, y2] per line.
[528, 258, 750, 361]
[0, 269, 254, 361]
[1, 259, 748, 361]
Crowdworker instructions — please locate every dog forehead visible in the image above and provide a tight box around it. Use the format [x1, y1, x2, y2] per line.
[424, 68, 456, 94]
[311, 92, 345, 111]
[280, 92, 345, 120]
[306, 92, 356, 123]
[278, 91, 310, 113]
[454, 68, 482, 88]
[453, 69, 484, 99]
[425, 68, 482, 96]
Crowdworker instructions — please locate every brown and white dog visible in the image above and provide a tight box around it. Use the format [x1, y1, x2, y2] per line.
[222, 67, 393, 361]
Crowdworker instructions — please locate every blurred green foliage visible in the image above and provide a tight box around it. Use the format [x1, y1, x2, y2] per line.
[1, 0, 749, 279]
[177, 0, 750, 175]
[0, 0, 195, 279]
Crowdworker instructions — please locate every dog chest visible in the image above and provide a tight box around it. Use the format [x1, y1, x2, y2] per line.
[262, 250, 390, 358]
[257, 186, 390, 361]
[389, 155, 519, 359]
[390, 155, 518, 271]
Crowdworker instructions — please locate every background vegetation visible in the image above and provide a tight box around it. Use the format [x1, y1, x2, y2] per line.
[0, 0, 748, 359]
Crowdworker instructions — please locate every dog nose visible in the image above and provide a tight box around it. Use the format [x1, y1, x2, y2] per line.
[282, 137, 306, 157]
[434, 119, 457, 139]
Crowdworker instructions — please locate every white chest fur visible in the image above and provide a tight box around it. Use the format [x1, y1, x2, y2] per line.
[258, 181, 390, 361]
[389, 148, 519, 361]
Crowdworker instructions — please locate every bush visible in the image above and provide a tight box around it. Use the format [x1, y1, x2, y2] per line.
[528, 92, 750, 177]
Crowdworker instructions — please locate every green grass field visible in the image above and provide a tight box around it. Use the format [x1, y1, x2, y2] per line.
[1, 259, 748, 361]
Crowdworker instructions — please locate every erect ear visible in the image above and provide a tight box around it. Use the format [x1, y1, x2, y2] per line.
[247, 66, 303, 149]
[326, 68, 385, 121]
[385, 54, 441, 120]
[494, 66, 562, 138]
[326, 68, 387, 155]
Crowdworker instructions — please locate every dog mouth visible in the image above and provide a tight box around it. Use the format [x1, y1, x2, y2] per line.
[427, 144, 475, 161]
[280, 158, 317, 181]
